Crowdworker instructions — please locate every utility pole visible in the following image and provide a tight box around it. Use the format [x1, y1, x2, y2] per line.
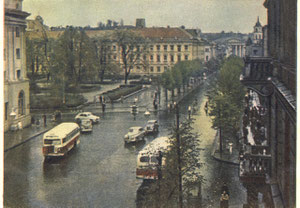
[175, 103, 183, 208]
[218, 107, 222, 154]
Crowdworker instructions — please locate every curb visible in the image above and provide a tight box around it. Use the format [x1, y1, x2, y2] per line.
[4, 128, 51, 152]
[210, 132, 239, 166]
[211, 154, 239, 166]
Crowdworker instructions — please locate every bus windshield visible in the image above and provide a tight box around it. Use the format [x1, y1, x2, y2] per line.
[44, 139, 61, 145]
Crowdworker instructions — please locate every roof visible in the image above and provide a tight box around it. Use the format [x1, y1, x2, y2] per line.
[255, 17, 262, 27]
[138, 137, 171, 155]
[133, 27, 193, 39]
[43, 123, 79, 139]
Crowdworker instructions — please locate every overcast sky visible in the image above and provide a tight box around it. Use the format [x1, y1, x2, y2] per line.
[23, 0, 267, 33]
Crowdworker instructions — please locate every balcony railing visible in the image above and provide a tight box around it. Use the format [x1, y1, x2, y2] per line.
[241, 56, 273, 83]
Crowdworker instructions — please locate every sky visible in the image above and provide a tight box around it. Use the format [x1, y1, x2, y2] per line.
[23, 0, 267, 33]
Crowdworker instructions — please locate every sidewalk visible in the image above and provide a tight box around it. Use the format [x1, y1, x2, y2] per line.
[4, 121, 56, 152]
[211, 131, 240, 165]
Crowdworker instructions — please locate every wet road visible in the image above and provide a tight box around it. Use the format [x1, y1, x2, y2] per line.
[4, 81, 246, 208]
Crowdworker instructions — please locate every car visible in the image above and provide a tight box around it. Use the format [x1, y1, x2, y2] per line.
[124, 127, 146, 144]
[75, 112, 100, 124]
[145, 120, 159, 134]
[80, 119, 93, 133]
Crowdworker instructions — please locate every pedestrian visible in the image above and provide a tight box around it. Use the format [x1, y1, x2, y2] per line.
[31, 116, 35, 125]
[220, 191, 229, 208]
[205, 101, 208, 115]
[42, 114, 47, 126]
[102, 102, 106, 113]
[36, 118, 40, 127]
[99, 95, 103, 104]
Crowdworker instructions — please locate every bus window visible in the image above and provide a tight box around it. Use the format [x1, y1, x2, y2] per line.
[140, 156, 150, 162]
[44, 139, 61, 145]
[151, 156, 158, 163]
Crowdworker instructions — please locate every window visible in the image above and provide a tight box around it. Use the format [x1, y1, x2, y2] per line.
[157, 55, 160, 62]
[205, 48, 209, 52]
[150, 45, 154, 51]
[185, 55, 189, 60]
[164, 45, 168, 51]
[170, 55, 174, 62]
[113, 55, 117, 60]
[164, 55, 167, 62]
[5, 102, 8, 120]
[177, 55, 181, 62]
[16, 27, 20, 37]
[17, 70, 21, 79]
[150, 67, 154, 72]
[177, 45, 181, 52]
[113, 45, 116, 51]
[18, 91, 24, 115]
[170, 45, 174, 51]
[150, 55, 153, 61]
[140, 156, 150, 162]
[156, 45, 160, 51]
[164, 66, 167, 72]
[16, 48, 20, 59]
[184, 45, 188, 50]
[157, 67, 161, 72]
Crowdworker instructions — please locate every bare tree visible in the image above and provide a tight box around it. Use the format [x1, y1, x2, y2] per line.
[113, 29, 148, 84]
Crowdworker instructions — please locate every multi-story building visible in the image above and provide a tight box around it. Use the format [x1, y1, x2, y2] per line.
[240, 0, 296, 207]
[26, 21, 208, 76]
[87, 27, 208, 75]
[4, 0, 31, 132]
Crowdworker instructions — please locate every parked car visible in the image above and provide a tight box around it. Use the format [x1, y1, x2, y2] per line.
[145, 120, 159, 134]
[75, 112, 99, 124]
[80, 119, 93, 133]
[124, 127, 146, 144]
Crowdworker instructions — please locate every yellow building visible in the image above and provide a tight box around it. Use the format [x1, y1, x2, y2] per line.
[87, 27, 207, 75]
[4, 0, 31, 131]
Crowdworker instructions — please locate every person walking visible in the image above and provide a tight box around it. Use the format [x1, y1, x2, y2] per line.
[102, 102, 106, 113]
[42, 114, 47, 126]
[220, 191, 229, 208]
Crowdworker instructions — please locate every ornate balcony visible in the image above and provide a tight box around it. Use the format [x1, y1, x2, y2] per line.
[240, 56, 273, 86]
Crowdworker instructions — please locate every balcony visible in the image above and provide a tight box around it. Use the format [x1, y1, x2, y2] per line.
[241, 56, 273, 85]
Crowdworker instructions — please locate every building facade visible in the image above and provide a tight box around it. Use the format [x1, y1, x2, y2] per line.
[87, 27, 207, 76]
[240, 0, 296, 207]
[4, 0, 31, 132]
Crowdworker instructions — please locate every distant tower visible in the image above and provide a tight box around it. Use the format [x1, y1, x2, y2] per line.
[253, 16, 263, 44]
[136, 18, 146, 28]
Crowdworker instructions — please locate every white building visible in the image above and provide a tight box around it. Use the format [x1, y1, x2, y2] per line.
[4, 0, 31, 131]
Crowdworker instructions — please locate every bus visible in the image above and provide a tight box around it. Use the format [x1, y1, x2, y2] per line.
[42, 122, 80, 158]
[136, 137, 171, 180]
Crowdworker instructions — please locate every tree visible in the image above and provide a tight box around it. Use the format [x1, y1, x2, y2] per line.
[93, 36, 121, 82]
[113, 29, 148, 84]
[207, 56, 246, 152]
[139, 117, 203, 208]
[49, 26, 96, 89]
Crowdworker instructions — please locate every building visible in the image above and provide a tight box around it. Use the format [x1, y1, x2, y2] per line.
[4, 0, 31, 132]
[245, 18, 265, 57]
[82, 27, 208, 75]
[240, 0, 296, 207]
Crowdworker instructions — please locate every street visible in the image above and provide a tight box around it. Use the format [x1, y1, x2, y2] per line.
[4, 82, 246, 208]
